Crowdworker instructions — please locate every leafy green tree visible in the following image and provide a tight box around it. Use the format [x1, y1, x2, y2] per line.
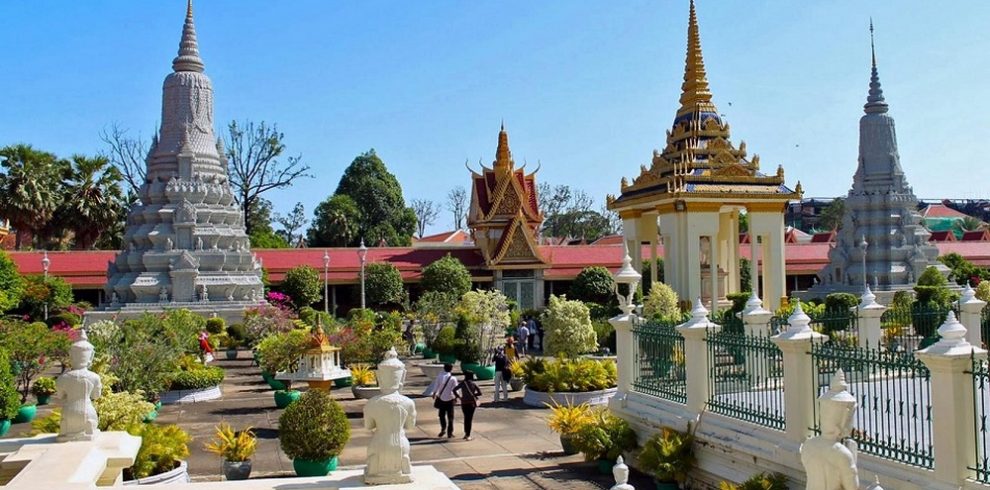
[0, 348, 20, 420]
[421, 254, 471, 298]
[0, 320, 69, 402]
[818, 198, 845, 231]
[274, 202, 307, 245]
[0, 251, 24, 313]
[56, 155, 124, 250]
[0, 145, 68, 249]
[308, 194, 362, 247]
[938, 252, 990, 286]
[569, 266, 615, 305]
[740, 258, 752, 292]
[281, 265, 322, 308]
[247, 198, 290, 248]
[543, 294, 597, 357]
[641, 258, 665, 294]
[914, 266, 957, 307]
[365, 262, 405, 309]
[334, 150, 417, 246]
[18, 275, 73, 320]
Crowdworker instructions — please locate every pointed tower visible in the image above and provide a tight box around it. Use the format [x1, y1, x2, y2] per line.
[466, 125, 547, 309]
[808, 22, 946, 298]
[98, 1, 263, 321]
[607, 1, 800, 310]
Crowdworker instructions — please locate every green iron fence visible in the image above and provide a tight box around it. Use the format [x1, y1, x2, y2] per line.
[706, 331, 785, 430]
[881, 304, 955, 354]
[968, 353, 990, 483]
[982, 304, 990, 350]
[632, 319, 687, 404]
[810, 340, 933, 469]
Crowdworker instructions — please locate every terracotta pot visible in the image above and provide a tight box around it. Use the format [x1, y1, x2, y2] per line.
[292, 456, 338, 477]
[222, 459, 252, 481]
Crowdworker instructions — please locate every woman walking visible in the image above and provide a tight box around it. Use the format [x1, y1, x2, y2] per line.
[453, 371, 483, 440]
[428, 363, 458, 438]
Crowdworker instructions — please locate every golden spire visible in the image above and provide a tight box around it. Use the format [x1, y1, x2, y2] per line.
[494, 123, 512, 171]
[677, 0, 717, 116]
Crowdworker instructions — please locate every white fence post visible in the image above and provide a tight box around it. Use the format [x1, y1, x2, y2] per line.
[958, 284, 986, 348]
[610, 312, 636, 399]
[772, 302, 826, 444]
[857, 286, 886, 349]
[742, 291, 772, 336]
[676, 298, 721, 415]
[916, 311, 987, 486]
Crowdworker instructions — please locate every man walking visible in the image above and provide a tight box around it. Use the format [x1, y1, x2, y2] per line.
[493, 347, 509, 402]
[428, 363, 458, 438]
[526, 315, 537, 352]
[516, 321, 530, 357]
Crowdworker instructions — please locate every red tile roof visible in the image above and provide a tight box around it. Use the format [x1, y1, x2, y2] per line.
[415, 229, 471, 244]
[923, 204, 969, 219]
[962, 230, 990, 242]
[929, 231, 957, 242]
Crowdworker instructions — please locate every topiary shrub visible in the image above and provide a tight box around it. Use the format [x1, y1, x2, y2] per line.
[543, 295, 597, 358]
[365, 262, 406, 309]
[915, 266, 957, 307]
[0, 349, 20, 420]
[281, 265, 323, 309]
[520, 357, 617, 393]
[569, 267, 615, 305]
[644, 283, 681, 322]
[205, 317, 226, 335]
[421, 254, 472, 298]
[278, 390, 350, 462]
[432, 325, 457, 356]
[227, 323, 248, 342]
[256, 330, 310, 376]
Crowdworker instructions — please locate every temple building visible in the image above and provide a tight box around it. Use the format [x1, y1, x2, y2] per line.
[94, 1, 263, 322]
[804, 24, 946, 301]
[607, 0, 800, 310]
[466, 125, 549, 309]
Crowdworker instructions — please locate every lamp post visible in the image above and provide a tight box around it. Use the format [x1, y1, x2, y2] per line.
[41, 251, 51, 320]
[612, 244, 642, 317]
[323, 250, 330, 314]
[859, 235, 869, 293]
[358, 239, 368, 310]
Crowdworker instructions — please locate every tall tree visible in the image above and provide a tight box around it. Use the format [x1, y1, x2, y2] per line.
[818, 198, 845, 231]
[226, 120, 311, 237]
[0, 145, 67, 249]
[537, 182, 611, 241]
[57, 155, 124, 250]
[446, 186, 467, 230]
[411, 199, 440, 238]
[275, 202, 307, 246]
[308, 194, 362, 247]
[334, 150, 416, 246]
[99, 123, 148, 198]
[247, 198, 289, 249]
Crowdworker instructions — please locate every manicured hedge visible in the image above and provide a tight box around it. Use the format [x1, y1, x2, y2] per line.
[167, 366, 225, 390]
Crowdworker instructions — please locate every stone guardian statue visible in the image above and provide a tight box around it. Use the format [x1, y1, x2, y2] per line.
[609, 456, 635, 490]
[800, 369, 859, 490]
[363, 347, 416, 485]
[56, 329, 102, 442]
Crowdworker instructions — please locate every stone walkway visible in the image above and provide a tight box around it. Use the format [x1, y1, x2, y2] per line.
[165, 352, 654, 489]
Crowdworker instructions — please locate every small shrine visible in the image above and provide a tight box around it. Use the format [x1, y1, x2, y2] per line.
[276, 323, 350, 391]
[467, 125, 549, 309]
[607, 0, 800, 310]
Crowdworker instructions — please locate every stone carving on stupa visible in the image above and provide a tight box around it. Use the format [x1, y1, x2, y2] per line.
[97, 1, 262, 321]
[807, 23, 946, 300]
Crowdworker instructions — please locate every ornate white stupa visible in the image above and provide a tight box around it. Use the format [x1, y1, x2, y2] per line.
[95, 1, 263, 321]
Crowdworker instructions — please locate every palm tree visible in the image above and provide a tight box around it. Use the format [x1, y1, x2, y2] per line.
[955, 216, 986, 234]
[57, 155, 124, 250]
[0, 145, 67, 249]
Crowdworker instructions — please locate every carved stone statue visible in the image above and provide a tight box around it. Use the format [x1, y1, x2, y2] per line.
[56, 330, 102, 442]
[159, 287, 169, 303]
[196, 236, 203, 250]
[363, 347, 416, 485]
[110, 292, 119, 305]
[800, 369, 859, 490]
[609, 456, 635, 490]
[199, 284, 209, 302]
[165, 237, 173, 251]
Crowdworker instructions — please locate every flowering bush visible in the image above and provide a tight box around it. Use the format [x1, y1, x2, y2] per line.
[243, 304, 296, 343]
[543, 295, 597, 358]
[415, 291, 458, 349]
[265, 291, 294, 312]
[644, 282, 681, 321]
[456, 290, 510, 365]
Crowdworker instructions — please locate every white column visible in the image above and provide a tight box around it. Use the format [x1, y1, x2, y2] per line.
[771, 302, 827, 444]
[686, 234, 702, 304]
[958, 284, 986, 347]
[709, 234, 719, 312]
[857, 286, 886, 349]
[676, 299, 721, 415]
[917, 312, 988, 486]
[659, 212, 679, 293]
[750, 236, 760, 295]
[765, 226, 786, 310]
[609, 311, 636, 399]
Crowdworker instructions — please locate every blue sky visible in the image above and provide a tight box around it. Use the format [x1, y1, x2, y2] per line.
[1, 1, 988, 235]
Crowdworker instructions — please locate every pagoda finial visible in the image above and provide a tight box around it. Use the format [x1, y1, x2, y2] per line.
[494, 123, 512, 171]
[172, 0, 205, 73]
[864, 19, 888, 115]
[677, 0, 717, 116]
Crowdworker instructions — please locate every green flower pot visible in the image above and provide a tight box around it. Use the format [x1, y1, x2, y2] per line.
[262, 372, 287, 391]
[438, 353, 457, 364]
[13, 404, 37, 424]
[334, 376, 352, 388]
[596, 458, 615, 475]
[35, 394, 51, 406]
[154, 401, 162, 411]
[274, 390, 301, 408]
[225, 349, 238, 360]
[143, 409, 159, 423]
[471, 365, 496, 380]
[460, 362, 480, 375]
[422, 347, 436, 359]
[414, 343, 426, 354]
[655, 481, 680, 490]
[292, 456, 338, 477]
[0, 419, 11, 436]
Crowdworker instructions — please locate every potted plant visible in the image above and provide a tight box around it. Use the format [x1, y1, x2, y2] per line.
[256, 330, 309, 408]
[220, 336, 240, 361]
[718, 472, 788, 490]
[572, 408, 638, 475]
[349, 364, 380, 400]
[205, 422, 257, 481]
[638, 426, 696, 490]
[433, 325, 458, 364]
[546, 401, 592, 455]
[508, 361, 525, 391]
[31, 377, 57, 406]
[520, 357, 618, 408]
[279, 390, 350, 477]
[124, 423, 191, 485]
[454, 290, 509, 380]
[0, 349, 19, 436]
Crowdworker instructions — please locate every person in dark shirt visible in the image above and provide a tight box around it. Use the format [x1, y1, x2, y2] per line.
[492, 347, 509, 402]
[453, 371, 483, 440]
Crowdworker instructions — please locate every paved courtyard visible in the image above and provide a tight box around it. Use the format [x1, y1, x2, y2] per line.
[156, 353, 652, 489]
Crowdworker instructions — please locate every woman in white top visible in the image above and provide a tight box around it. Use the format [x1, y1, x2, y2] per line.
[428, 363, 458, 438]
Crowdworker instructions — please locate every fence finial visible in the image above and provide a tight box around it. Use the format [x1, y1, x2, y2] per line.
[786, 300, 811, 333]
[860, 284, 877, 308]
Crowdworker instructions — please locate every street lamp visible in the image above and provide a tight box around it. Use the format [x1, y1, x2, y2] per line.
[323, 250, 330, 314]
[859, 235, 869, 292]
[358, 239, 368, 310]
[41, 251, 51, 320]
[612, 244, 641, 316]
